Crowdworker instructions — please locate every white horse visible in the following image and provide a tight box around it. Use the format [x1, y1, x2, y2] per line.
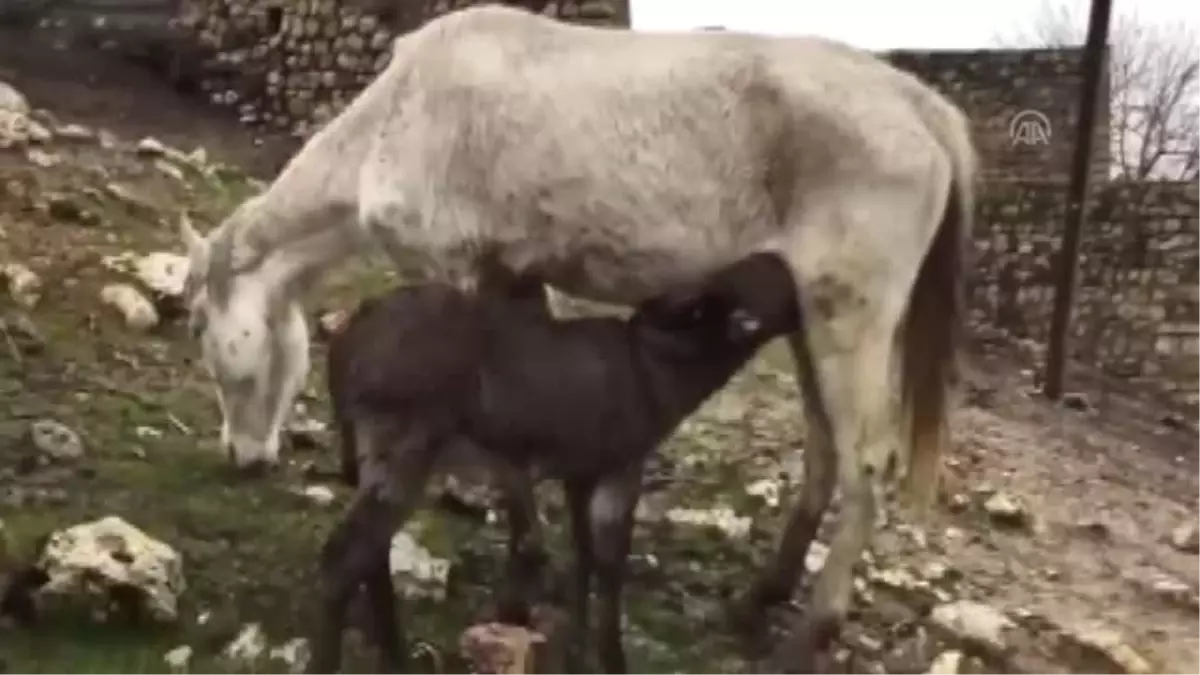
[179, 5, 975, 671]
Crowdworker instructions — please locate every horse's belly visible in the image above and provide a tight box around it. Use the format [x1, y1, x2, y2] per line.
[500, 235, 744, 305]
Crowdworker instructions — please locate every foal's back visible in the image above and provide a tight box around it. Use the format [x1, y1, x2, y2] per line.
[328, 283, 660, 475]
[329, 284, 638, 420]
[328, 284, 487, 416]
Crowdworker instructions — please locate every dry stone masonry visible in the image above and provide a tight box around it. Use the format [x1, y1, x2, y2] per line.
[171, 0, 627, 137]
[972, 180, 1199, 408]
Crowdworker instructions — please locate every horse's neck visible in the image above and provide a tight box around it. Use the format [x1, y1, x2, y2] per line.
[230, 63, 405, 301]
[254, 222, 370, 304]
[238, 57, 403, 258]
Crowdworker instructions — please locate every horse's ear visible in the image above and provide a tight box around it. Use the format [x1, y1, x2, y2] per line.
[179, 212, 208, 260]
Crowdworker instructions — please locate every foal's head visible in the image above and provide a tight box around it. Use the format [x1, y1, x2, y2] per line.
[632, 251, 802, 358]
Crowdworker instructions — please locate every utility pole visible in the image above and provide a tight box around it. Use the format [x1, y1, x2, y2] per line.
[1042, 0, 1114, 400]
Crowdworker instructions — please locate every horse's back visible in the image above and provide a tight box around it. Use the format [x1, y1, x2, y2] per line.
[399, 6, 964, 200]
[371, 7, 973, 300]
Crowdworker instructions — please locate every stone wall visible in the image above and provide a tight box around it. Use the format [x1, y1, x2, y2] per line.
[171, 0, 628, 137]
[970, 180, 1199, 407]
[170, 5, 1106, 182]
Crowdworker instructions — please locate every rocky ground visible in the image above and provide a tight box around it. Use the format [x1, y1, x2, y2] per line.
[1, 26, 1198, 675]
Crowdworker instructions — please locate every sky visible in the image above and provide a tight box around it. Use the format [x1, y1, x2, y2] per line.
[629, 0, 1199, 50]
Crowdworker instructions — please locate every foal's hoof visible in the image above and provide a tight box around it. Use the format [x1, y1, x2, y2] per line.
[763, 614, 841, 674]
[728, 582, 794, 650]
[495, 599, 533, 627]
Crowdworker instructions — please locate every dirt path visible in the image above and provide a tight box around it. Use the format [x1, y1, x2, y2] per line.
[1, 25, 1197, 675]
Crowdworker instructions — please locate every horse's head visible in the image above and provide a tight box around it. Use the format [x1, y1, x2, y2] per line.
[179, 208, 311, 471]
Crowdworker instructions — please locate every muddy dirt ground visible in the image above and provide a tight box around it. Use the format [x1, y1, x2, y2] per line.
[0, 24, 1197, 674]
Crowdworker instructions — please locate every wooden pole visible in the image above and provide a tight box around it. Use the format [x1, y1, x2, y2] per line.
[1042, 0, 1114, 400]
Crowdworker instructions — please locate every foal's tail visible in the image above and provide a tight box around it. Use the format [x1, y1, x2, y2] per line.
[897, 129, 975, 514]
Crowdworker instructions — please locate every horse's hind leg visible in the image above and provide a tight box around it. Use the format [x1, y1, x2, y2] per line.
[768, 309, 902, 673]
[738, 332, 838, 635]
[750, 166, 950, 672]
[309, 420, 435, 674]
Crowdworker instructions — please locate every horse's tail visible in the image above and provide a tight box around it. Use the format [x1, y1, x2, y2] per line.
[897, 119, 975, 513]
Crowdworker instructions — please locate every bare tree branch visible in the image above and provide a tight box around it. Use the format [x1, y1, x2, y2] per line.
[995, 0, 1199, 181]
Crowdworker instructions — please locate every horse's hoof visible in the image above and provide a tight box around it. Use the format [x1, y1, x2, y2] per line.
[229, 459, 279, 479]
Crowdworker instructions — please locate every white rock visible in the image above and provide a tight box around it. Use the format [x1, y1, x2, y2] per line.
[0, 106, 49, 148]
[37, 515, 185, 622]
[269, 637, 312, 673]
[163, 645, 192, 672]
[135, 425, 163, 439]
[29, 418, 84, 460]
[2, 262, 42, 308]
[805, 541, 829, 575]
[0, 81, 29, 113]
[1062, 626, 1152, 674]
[26, 148, 60, 167]
[983, 492, 1029, 527]
[224, 622, 268, 664]
[134, 252, 189, 299]
[927, 649, 964, 674]
[154, 158, 187, 182]
[288, 416, 328, 439]
[100, 283, 159, 330]
[664, 506, 751, 538]
[184, 146, 209, 168]
[317, 309, 349, 337]
[301, 485, 336, 507]
[56, 123, 94, 141]
[136, 136, 169, 156]
[1170, 519, 1199, 553]
[389, 531, 451, 599]
[746, 478, 781, 508]
[929, 600, 1015, 655]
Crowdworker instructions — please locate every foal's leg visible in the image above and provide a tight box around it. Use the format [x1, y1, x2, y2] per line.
[476, 264, 554, 607]
[741, 332, 838, 626]
[309, 422, 435, 674]
[496, 464, 547, 626]
[563, 478, 596, 674]
[589, 467, 642, 674]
